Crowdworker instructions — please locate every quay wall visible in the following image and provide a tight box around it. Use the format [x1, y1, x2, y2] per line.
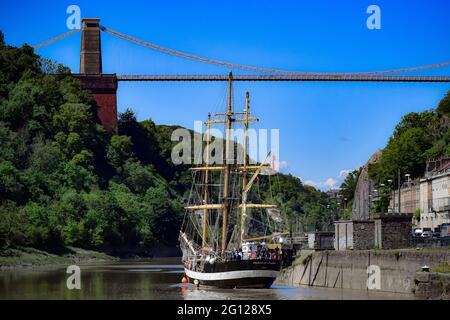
[414, 272, 450, 299]
[276, 249, 449, 294]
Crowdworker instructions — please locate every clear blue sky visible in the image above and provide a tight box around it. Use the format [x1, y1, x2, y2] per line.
[1, 0, 449, 190]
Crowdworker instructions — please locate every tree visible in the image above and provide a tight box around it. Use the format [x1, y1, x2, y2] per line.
[120, 159, 158, 195]
[145, 185, 181, 244]
[339, 169, 360, 203]
[437, 90, 450, 115]
[369, 100, 449, 188]
[107, 135, 133, 169]
[0, 160, 23, 202]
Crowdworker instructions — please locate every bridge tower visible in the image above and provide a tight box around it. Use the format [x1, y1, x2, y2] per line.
[74, 18, 118, 133]
[80, 18, 102, 74]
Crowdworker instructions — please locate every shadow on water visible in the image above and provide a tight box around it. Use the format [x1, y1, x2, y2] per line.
[0, 258, 414, 300]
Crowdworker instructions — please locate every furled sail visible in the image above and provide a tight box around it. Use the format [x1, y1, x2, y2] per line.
[266, 208, 283, 223]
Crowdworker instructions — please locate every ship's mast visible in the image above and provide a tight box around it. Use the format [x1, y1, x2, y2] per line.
[201, 113, 211, 251]
[240, 92, 250, 247]
[221, 71, 233, 254]
[184, 72, 281, 255]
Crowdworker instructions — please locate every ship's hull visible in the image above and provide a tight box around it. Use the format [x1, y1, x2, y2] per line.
[184, 259, 281, 289]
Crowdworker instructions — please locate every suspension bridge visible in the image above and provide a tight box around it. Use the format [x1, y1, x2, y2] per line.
[32, 18, 450, 131]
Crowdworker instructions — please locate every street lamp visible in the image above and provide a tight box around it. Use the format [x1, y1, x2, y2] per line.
[405, 173, 411, 183]
[387, 179, 396, 212]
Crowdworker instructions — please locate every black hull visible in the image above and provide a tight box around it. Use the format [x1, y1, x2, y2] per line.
[189, 276, 276, 289]
[184, 259, 281, 289]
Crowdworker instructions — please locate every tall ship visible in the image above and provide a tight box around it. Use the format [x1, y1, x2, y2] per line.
[179, 72, 292, 289]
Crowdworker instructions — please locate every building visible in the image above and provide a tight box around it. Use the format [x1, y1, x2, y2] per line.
[386, 157, 450, 232]
[326, 189, 340, 199]
[334, 214, 412, 251]
[389, 179, 420, 215]
[374, 214, 412, 249]
[307, 232, 335, 250]
[334, 220, 374, 250]
[419, 157, 450, 231]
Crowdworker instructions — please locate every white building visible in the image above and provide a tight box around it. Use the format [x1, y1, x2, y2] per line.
[419, 159, 450, 231]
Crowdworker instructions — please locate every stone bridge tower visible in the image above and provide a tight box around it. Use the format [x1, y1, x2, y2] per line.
[74, 18, 118, 133]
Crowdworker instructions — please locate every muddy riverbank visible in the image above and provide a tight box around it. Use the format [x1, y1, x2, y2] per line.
[0, 247, 118, 270]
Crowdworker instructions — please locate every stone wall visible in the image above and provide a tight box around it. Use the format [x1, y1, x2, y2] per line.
[414, 272, 450, 299]
[335, 215, 412, 251]
[391, 182, 420, 214]
[80, 18, 102, 74]
[335, 220, 374, 250]
[276, 249, 450, 294]
[374, 214, 412, 249]
[353, 221, 375, 250]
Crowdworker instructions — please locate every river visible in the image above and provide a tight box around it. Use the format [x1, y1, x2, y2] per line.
[0, 258, 414, 300]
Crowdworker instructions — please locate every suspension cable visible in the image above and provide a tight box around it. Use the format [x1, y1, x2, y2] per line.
[33, 29, 80, 50]
[31, 25, 450, 76]
[100, 25, 450, 76]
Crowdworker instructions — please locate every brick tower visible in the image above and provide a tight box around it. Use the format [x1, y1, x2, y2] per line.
[74, 18, 118, 133]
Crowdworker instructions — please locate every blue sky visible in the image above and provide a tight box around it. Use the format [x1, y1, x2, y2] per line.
[1, 0, 449, 190]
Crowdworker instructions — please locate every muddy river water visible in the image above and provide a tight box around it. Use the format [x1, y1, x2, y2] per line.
[0, 258, 415, 300]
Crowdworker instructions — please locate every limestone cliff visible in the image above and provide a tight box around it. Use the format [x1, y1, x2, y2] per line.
[352, 150, 382, 220]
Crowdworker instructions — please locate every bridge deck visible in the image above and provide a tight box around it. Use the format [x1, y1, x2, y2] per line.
[116, 74, 450, 82]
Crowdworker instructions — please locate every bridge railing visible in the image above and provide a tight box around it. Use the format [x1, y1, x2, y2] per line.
[116, 74, 450, 82]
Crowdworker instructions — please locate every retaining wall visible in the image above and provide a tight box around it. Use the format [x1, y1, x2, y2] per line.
[276, 249, 449, 294]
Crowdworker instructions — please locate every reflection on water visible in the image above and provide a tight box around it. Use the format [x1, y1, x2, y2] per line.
[0, 258, 414, 300]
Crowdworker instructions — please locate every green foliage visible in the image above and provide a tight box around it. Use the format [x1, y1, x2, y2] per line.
[431, 262, 450, 273]
[0, 35, 184, 252]
[107, 135, 133, 169]
[339, 169, 360, 203]
[369, 97, 450, 187]
[437, 90, 450, 115]
[376, 127, 432, 183]
[372, 194, 389, 215]
[258, 174, 340, 232]
[0, 160, 23, 201]
[414, 208, 421, 221]
[0, 201, 27, 248]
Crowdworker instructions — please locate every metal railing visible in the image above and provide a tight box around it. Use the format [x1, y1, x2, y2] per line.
[116, 74, 450, 82]
[408, 237, 450, 248]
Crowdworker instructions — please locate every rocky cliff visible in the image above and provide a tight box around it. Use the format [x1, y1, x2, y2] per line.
[352, 151, 382, 220]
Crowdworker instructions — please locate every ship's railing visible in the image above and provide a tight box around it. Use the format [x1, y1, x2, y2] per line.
[284, 236, 308, 245]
